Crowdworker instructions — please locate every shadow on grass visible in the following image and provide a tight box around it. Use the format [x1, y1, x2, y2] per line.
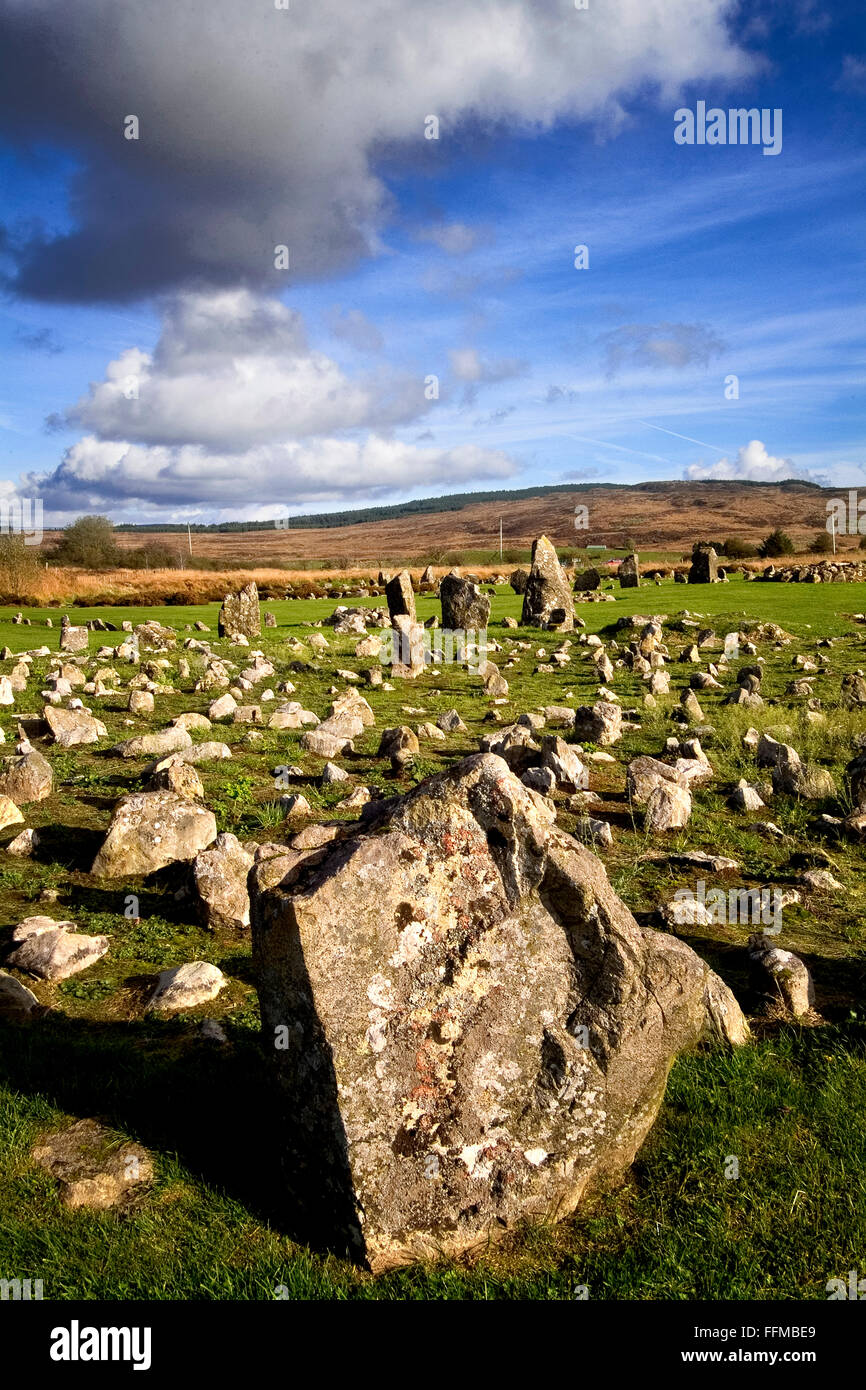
[0, 1004, 362, 1266]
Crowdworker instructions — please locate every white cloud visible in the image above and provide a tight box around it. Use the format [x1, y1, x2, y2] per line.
[684, 439, 811, 482]
[61, 290, 428, 452]
[18, 287, 519, 516]
[24, 435, 516, 517]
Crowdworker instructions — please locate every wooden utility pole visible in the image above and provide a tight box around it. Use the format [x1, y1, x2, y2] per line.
[187, 523, 193, 557]
[499, 516, 503, 560]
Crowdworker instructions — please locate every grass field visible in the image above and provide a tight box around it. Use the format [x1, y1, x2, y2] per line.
[1, 571, 865, 1299]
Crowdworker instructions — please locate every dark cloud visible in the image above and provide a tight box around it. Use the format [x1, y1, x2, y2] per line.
[0, 0, 751, 302]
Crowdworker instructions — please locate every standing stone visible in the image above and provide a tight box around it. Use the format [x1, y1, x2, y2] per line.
[250, 752, 738, 1270]
[573, 567, 601, 592]
[439, 574, 491, 632]
[265, 611, 277, 628]
[688, 545, 720, 584]
[618, 555, 640, 589]
[521, 536, 574, 630]
[420, 565, 436, 588]
[509, 568, 529, 595]
[218, 582, 261, 640]
[385, 571, 416, 624]
[59, 625, 89, 653]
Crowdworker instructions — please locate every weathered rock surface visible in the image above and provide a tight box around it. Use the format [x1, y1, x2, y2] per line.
[6, 916, 109, 980]
[218, 581, 261, 640]
[688, 545, 720, 584]
[32, 1119, 153, 1209]
[0, 795, 24, 832]
[147, 960, 227, 1014]
[0, 749, 52, 806]
[521, 536, 574, 630]
[92, 791, 217, 877]
[251, 752, 735, 1270]
[43, 706, 106, 747]
[439, 574, 491, 631]
[618, 554, 640, 588]
[573, 700, 622, 746]
[112, 726, 193, 759]
[193, 832, 254, 930]
[748, 935, 814, 1017]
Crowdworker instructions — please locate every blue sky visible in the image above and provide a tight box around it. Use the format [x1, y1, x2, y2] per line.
[0, 0, 863, 523]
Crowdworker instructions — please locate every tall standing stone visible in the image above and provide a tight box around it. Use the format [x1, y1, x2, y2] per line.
[218, 581, 261, 640]
[618, 555, 640, 589]
[688, 545, 720, 584]
[521, 536, 575, 631]
[385, 570, 416, 624]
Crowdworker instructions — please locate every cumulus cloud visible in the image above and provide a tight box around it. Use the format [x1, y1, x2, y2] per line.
[57, 290, 429, 451]
[600, 322, 726, 376]
[23, 435, 516, 517]
[16, 287, 517, 516]
[684, 439, 811, 482]
[0, 0, 752, 301]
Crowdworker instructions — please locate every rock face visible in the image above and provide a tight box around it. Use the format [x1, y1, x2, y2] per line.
[618, 554, 640, 588]
[251, 752, 728, 1271]
[218, 581, 261, 640]
[0, 749, 53, 805]
[521, 537, 574, 631]
[509, 568, 529, 595]
[689, 545, 720, 584]
[91, 791, 217, 877]
[439, 574, 491, 632]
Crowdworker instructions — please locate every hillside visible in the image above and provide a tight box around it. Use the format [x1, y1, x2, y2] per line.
[43, 481, 844, 566]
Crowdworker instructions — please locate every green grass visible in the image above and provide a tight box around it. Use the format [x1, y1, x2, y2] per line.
[1, 570, 866, 1298]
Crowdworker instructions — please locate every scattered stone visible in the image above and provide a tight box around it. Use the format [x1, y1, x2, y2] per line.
[31, 1119, 152, 1210]
[0, 749, 52, 805]
[147, 960, 227, 1014]
[92, 792, 217, 877]
[748, 935, 814, 1017]
[6, 917, 109, 981]
[193, 833, 255, 930]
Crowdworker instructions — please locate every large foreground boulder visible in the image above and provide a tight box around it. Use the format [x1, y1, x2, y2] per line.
[91, 791, 217, 877]
[251, 752, 737, 1271]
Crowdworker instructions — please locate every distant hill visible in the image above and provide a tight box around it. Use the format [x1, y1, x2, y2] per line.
[113, 478, 823, 535]
[44, 480, 842, 567]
